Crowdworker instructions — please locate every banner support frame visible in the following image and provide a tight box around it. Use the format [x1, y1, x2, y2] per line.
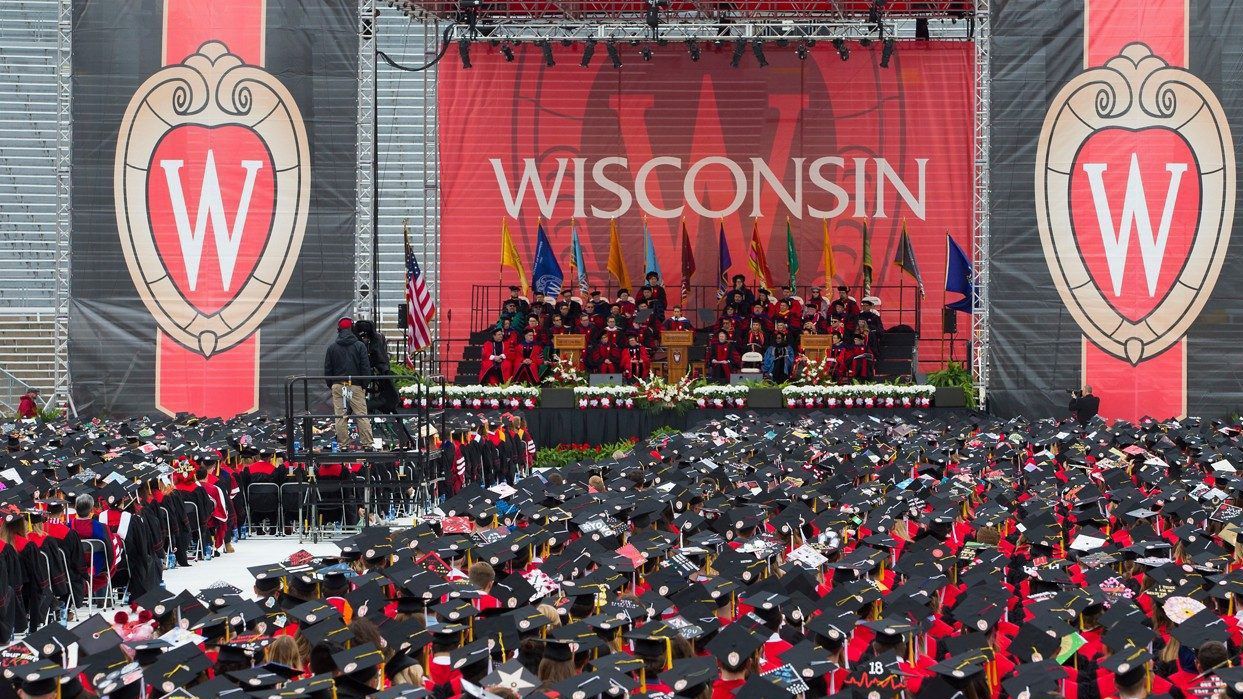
[971, 0, 991, 409]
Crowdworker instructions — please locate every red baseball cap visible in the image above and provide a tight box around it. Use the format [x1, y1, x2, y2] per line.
[338, 317, 353, 329]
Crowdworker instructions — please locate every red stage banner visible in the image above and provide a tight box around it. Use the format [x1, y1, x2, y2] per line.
[438, 42, 975, 371]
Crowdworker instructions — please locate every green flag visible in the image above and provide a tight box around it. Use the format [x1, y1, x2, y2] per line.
[786, 218, 799, 290]
[861, 220, 873, 295]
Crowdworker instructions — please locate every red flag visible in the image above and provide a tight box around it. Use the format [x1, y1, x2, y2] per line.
[747, 220, 774, 289]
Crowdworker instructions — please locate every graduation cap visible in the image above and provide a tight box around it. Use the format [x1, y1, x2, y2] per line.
[7, 662, 80, 698]
[481, 660, 539, 697]
[96, 662, 146, 699]
[704, 622, 763, 671]
[332, 643, 385, 679]
[659, 656, 718, 696]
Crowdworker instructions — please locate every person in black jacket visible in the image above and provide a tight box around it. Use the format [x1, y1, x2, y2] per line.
[1068, 385, 1101, 424]
[324, 317, 373, 450]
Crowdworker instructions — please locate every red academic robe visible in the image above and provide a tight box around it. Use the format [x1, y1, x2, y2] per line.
[621, 345, 651, 380]
[707, 341, 740, 381]
[478, 339, 512, 384]
[592, 343, 622, 373]
[505, 341, 543, 384]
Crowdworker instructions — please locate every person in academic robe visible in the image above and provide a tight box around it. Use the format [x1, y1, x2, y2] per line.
[806, 286, 830, 316]
[591, 333, 622, 374]
[707, 331, 740, 384]
[556, 289, 582, 320]
[615, 289, 637, 318]
[599, 316, 625, 347]
[719, 275, 755, 313]
[505, 286, 530, 315]
[858, 297, 885, 353]
[548, 314, 572, 341]
[829, 285, 861, 333]
[770, 298, 803, 339]
[838, 335, 875, 381]
[497, 299, 525, 334]
[743, 322, 768, 356]
[621, 335, 651, 382]
[643, 271, 668, 311]
[744, 301, 772, 338]
[662, 307, 694, 331]
[763, 327, 796, 384]
[507, 329, 544, 385]
[479, 329, 511, 386]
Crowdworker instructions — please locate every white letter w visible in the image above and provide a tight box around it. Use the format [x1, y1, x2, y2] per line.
[160, 150, 264, 293]
[1082, 154, 1187, 298]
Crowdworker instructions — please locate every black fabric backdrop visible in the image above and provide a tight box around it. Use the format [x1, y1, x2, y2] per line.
[988, 0, 1243, 417]
[69, 0, 356, 417]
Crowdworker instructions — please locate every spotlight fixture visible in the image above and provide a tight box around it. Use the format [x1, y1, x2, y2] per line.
[751, 39, 768, 67]
[639, 45, 653, 61]
[832, 38, 849, 61]
[730, 37, 746, 67]
[458, 37, 472, 68]
[500, 41, 515, 62]
[581, 38, 597, 67]
[539, 39, 555, 67]
[686, 40, 701, 61]
[859, 37, 873, 47]
[606, 39, 622, 69]
[794, 42, 808, 60]
[880, 37, 895, 68]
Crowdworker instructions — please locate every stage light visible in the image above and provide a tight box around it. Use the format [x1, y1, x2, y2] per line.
[730, 37, 746, 67]
[458, 37, 472, 69]
[687, 40, 701, 61]
[501, 41, 515, 62]
[794, 42, 808, 60]
[751, 40, 768, 67]
[581, 38, 596, 67]
[832, 38, 849, 61]
[880, 37, 895, 68]
[539, 39, 555, 67]
[606, 40, 622, 69]
[859, 37, 873, 47]
[639, 45, 653, 61]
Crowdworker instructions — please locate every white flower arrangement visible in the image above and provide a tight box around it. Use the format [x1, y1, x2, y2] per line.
[781, 384, 934, 409]
[636, 375, 696, 410]
[692, 384, 749, 409]
[574, 385, 639, 409]
[399, 383, 541, 409]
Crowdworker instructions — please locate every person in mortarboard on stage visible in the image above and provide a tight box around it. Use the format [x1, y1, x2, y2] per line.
[621, 335, 651, 383]
[479, 328, 512, 386]
[505, 285, 530, 317]
[707, 330, 740, 384]
[829, 284, 861, 333]
[506, 328, 544, 386]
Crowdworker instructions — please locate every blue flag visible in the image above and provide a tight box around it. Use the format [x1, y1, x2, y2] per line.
[643, 220, 662, 280]
[717, 222, 732, 291]
[945, 234, 973, 313]
[532, 222, 563, 295]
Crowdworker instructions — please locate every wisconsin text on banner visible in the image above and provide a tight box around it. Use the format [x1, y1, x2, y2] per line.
[405, 224, 436, 356]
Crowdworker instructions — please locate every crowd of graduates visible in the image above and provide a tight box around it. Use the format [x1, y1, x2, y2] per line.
[11, 408, 1243, 699]
[478, 274, 886, 386]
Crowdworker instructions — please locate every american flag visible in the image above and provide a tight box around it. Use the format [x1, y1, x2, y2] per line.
[405, 227, 436, 360]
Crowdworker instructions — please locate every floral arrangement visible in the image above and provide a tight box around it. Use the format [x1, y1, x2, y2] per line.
[400, 384, 540, 410]
[792, 352, 836, 385]
[693, 384, 749, 409]
[573, 385, 639, 409]
[636, 375, 696, 411]
[781, 384, 934, 409]
[544, 356, 586, 387]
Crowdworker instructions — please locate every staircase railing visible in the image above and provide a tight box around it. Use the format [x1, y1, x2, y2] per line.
[0, 366, 31, 413]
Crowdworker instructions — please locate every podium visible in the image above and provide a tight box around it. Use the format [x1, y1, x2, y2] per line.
[553, 334, 586, 367]
[800, 334, 834, 365]
[661, 331, 694, 383]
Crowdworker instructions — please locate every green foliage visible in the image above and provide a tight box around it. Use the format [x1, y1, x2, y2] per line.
[647, 426, 682, 440]
[927, 361, 977, 409]
[534, 437, 639, 469]
[389, 363, 421, 389]
[36, 407, 63, 421]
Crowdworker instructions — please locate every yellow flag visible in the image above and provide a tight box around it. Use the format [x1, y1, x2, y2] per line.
[822, 218, 837, 285]
[607, 218, 631, 290]
[500, 219, 529, 295]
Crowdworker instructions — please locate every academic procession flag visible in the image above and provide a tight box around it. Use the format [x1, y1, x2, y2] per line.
[717, 221, 732, 291]
[500, 219, 529, 295]
[531, 222, 563, 295]
[404, 224, 436, 356]
[893, 222, 925, 297]
[643, 218, 662, 280]
[861, 221, 874, 295]
[822, 218, 837, 285]
[785, 218, 799, 289]
[748, 220, 774, 289]
[680, 220, 696, 304]
[946, 234, 974, 313]
[607, 218, 631, 290]
[570, 221, 589, 294]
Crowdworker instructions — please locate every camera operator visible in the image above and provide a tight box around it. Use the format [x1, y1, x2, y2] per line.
[1068, 385, 1100, 424]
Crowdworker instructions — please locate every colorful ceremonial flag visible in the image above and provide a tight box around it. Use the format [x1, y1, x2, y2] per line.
[717, 221, 732, 291]
[860, 220, 873, 295]
[570, 220, 589, 294]
[680, 220, 695, 304]
[404, 222, 436, 358]
[946, 233, 974, 313]
[822, 218, 837, 285]
[785, 218, 799, 290]
[499, 218, 528, 295]
[606, 218, 631, 290]
[643, 218, 662, 280]
[893, 221, 925, 297]
[748, 220, 774, 289]
[531, 221, 563, 295]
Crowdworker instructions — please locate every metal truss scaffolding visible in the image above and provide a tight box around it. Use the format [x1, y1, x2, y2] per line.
[970, 0, 989, 408]
[357, 0, 379, 318]
[55, 0, 72, 406]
